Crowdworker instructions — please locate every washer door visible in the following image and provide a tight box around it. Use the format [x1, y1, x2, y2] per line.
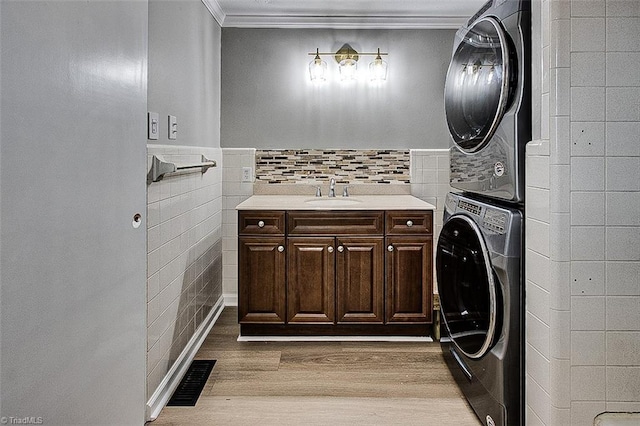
[436, 214, 499, 359]
[444, 16, 513, 153]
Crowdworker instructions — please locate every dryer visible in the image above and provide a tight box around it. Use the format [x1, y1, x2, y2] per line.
[444, 0, 530, 203]
[437, 192, 523, 426]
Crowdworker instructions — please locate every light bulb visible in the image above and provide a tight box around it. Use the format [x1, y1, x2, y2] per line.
[369, 49, 387, 81]
[339, 58, 357, 81]
[308, 49, 327, 82]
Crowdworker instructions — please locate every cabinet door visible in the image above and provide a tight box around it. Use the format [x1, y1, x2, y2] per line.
[238, 237, 286, 323]
[385, 236, 433, 323]
[336, 237, 384, 323]
[287, 237, 335, 323]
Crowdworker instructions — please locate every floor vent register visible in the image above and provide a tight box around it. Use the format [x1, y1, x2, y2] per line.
[167, 360, 216, 406]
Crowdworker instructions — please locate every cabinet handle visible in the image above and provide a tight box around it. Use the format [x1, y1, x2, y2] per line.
[277, 245, 285, 253]
[387, 245, 394, 252]
[406, 220, 413, 227]
[327, 246, 334, 253]
[258, 220, 265, 228]
[337, 245, 344, 253]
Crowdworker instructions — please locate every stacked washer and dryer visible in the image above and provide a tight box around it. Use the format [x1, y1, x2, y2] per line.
[436, 1, 530, 425]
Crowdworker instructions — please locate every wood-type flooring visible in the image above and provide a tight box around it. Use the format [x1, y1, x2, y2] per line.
[152, 307, 481, 425]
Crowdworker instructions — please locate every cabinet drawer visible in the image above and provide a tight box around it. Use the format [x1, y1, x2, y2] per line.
[238, 210, 286, 235]
[385, 211, 433, 235]
[287, 211, 384, 235]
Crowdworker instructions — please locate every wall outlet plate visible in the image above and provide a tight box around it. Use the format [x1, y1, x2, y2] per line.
[242, 167, 252, 182]
[148, 112, 159, 140]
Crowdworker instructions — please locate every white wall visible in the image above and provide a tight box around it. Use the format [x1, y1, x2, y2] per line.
[526, 1, 640, 424]
[0, 1, 148, 424]
[221, 28, 456, 150]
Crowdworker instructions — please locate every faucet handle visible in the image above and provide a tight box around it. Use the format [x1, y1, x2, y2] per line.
[342, 185, 350, 197]
[315, 186, 322, 197]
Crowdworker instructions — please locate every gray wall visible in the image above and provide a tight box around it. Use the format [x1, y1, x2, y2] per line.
[221, 28, 455, 149]
[148, 0, 221, 147]
[146, 0, 223, 407]
[1, 1, 148, 424]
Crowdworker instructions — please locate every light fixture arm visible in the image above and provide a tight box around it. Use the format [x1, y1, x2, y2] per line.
[308, 47, 388, 59]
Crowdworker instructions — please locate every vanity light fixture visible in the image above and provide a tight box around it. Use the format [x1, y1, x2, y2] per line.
[308, 43, 388, 82]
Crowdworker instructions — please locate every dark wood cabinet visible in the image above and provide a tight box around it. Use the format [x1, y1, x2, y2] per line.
[238, 236, 286, 323]
[287, 237, 335, 323]
[238, 208, 433, 336]
[336, 237, 384, 323]
[385, 236, 432, 323]
[385, 211, 433, 324]
[238, 211, 286, 324]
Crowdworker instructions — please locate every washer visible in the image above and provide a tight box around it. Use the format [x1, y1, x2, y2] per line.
[436, 192, 523, 426]
[444, 0, 530, 203]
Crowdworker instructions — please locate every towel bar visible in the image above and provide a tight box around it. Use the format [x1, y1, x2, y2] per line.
[148, 154, 216, 184]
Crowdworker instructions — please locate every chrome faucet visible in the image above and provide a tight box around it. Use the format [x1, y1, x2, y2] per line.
[329, 178, 336, 197]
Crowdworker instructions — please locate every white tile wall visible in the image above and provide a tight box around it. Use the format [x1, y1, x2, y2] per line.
[605, 122, 640, 156]
[606, 262, 640, 295]
[606, 53, 640, 86]
[221, 148, 255, 304]
[571, 0, 605, 18]
[571, 18, 606, 51]
[571, 331, 605, 365]
[571, 261, 605, 295]
[606, 332, 640, 365]
[528, 0, 640, 424]
[570, 122, 605, 156]
[146, 145, 223, 398]
[409, 149, 452, 240]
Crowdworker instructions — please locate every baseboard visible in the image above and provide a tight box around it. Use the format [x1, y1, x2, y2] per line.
[146, 295, 224, 422]
[223, 293, 238, 306]
[238, 335, 433, 342]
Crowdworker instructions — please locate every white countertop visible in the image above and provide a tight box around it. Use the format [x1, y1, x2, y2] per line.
[235, 195, 435, 211]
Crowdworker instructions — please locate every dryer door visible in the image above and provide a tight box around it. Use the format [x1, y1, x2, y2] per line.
[444, 16, 513, 153]
[436, 214, 499, 359]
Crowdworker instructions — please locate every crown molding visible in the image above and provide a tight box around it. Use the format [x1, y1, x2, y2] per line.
[220, 15, 466, 29]
[201, 0, 226, 26]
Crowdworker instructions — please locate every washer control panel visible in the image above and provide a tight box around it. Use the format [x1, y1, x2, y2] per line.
[484, 209, 507, 234]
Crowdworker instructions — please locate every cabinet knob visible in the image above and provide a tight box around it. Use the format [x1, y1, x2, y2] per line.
[258, 220, 265, 228]
[327, 246, 334, 253]
[387, 245, 394, 252]
[277, 245, 285, 253]
[406, 220, 413, 227]
[337, 245, 344, 253]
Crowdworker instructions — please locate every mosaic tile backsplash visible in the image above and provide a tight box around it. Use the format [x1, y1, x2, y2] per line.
[255, 149, 410, 184]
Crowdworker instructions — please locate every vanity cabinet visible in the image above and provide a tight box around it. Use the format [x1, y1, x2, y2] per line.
[238, 208, 433, 336]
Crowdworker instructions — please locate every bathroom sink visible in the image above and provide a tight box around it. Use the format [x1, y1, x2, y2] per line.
[304, 198, 363, 207]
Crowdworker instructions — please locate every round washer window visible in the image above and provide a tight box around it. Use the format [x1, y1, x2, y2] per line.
[444, 17, 512, 153]
[436, 215, 499, 358]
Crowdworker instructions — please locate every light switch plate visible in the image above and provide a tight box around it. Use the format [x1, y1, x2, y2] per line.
[148, 112, 159, 140]
[168, 115, 177, 140]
